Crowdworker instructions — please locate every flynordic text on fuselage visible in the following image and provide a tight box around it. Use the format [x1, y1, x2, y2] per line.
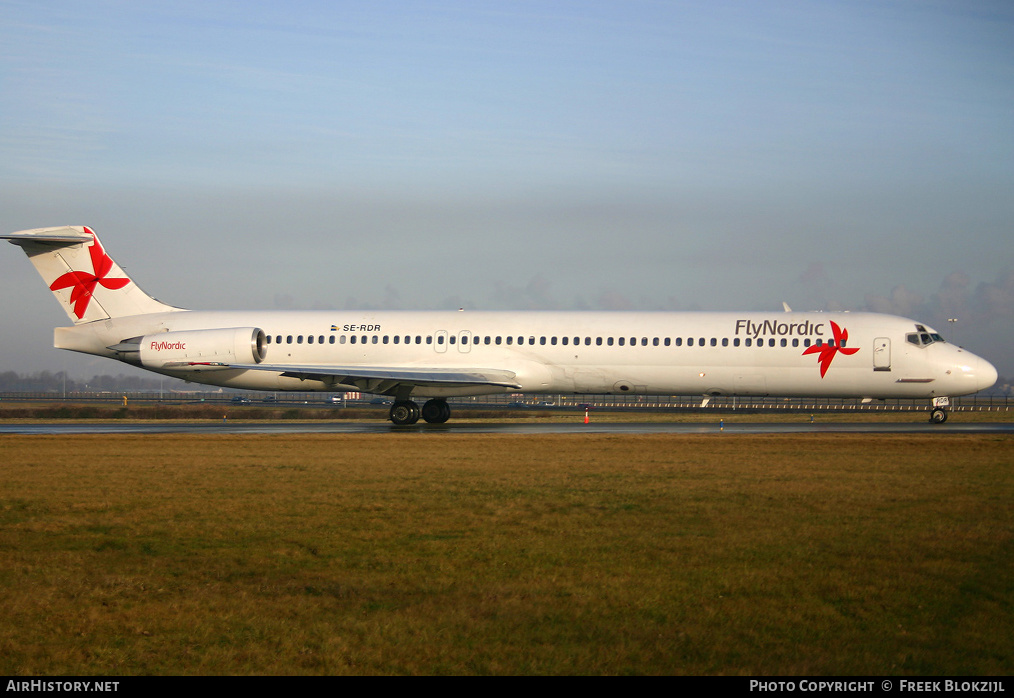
[735, 319, 825, 339]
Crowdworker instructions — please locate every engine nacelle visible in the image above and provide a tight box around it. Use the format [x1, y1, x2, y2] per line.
[138, 327, 266, 371]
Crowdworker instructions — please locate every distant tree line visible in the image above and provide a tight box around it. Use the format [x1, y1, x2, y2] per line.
[0, 371, 192, 393]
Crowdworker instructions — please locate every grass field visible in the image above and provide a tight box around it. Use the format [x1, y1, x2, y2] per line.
[1, 432, 1011, 675]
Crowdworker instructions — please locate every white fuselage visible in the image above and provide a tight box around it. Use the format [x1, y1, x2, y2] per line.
[54, 309, 997, 400]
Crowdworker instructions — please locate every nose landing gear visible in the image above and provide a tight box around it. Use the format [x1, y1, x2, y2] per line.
[929, 397, 950, 424]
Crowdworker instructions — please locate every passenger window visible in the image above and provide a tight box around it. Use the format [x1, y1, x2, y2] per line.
[618, 337, 625, 346]
[297, 336, 303, 344]
[308, 335, 314, 344]
[710, 338, 717, 347]
[688, 338, 694, 347]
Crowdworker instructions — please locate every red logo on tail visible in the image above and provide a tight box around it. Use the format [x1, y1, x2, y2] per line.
[48, 228, 130, 319]
[802, 320, 859, 377]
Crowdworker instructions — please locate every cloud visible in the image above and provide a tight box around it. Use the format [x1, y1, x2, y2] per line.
[490, 273, 557, 310]
[974, 269, 1014, 322]
[863, 285, 926, 318]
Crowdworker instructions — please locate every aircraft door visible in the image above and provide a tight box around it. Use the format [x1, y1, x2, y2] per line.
[458, 330, 472, 353]
[435, 330, 448, 353]
[873, 337, 891, 371]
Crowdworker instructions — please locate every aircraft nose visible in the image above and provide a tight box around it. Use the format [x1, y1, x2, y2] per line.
[976, 356, 998, 393]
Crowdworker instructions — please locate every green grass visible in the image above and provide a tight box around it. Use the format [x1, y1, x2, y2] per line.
[0, 433, 1011, 675]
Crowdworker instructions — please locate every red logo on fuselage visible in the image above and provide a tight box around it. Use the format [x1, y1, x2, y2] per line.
[802, 320, 859, 377]
[48, 228, 130, 319]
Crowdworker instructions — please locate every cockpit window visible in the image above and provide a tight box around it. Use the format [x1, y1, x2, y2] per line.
[907, 332, 946, 347]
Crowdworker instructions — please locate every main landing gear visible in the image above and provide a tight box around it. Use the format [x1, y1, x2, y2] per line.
[388, 398, 451, 426]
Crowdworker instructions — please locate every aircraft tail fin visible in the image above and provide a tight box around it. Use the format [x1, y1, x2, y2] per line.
[2, 226, 180, 324]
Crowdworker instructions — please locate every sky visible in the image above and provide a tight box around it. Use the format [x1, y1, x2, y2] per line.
[1, 0, 1012, 382]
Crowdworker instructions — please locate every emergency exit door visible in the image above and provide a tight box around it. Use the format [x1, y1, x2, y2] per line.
[873, 337, 891, 371]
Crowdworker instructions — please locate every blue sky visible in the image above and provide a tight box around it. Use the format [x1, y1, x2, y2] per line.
[2, 1, 1013, 380]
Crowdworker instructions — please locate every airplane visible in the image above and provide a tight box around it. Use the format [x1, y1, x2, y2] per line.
[2, 225, 998, 425]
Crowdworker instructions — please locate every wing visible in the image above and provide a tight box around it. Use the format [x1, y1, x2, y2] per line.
[228, 362, 522, 393]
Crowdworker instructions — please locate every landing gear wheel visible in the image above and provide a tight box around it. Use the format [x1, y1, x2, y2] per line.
[421, 399, 451, 424]
[929, 408, 948, 424]
[389, 400, 420, 425]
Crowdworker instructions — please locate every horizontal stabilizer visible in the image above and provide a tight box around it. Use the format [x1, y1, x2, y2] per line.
[1, 227, 95, 246]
